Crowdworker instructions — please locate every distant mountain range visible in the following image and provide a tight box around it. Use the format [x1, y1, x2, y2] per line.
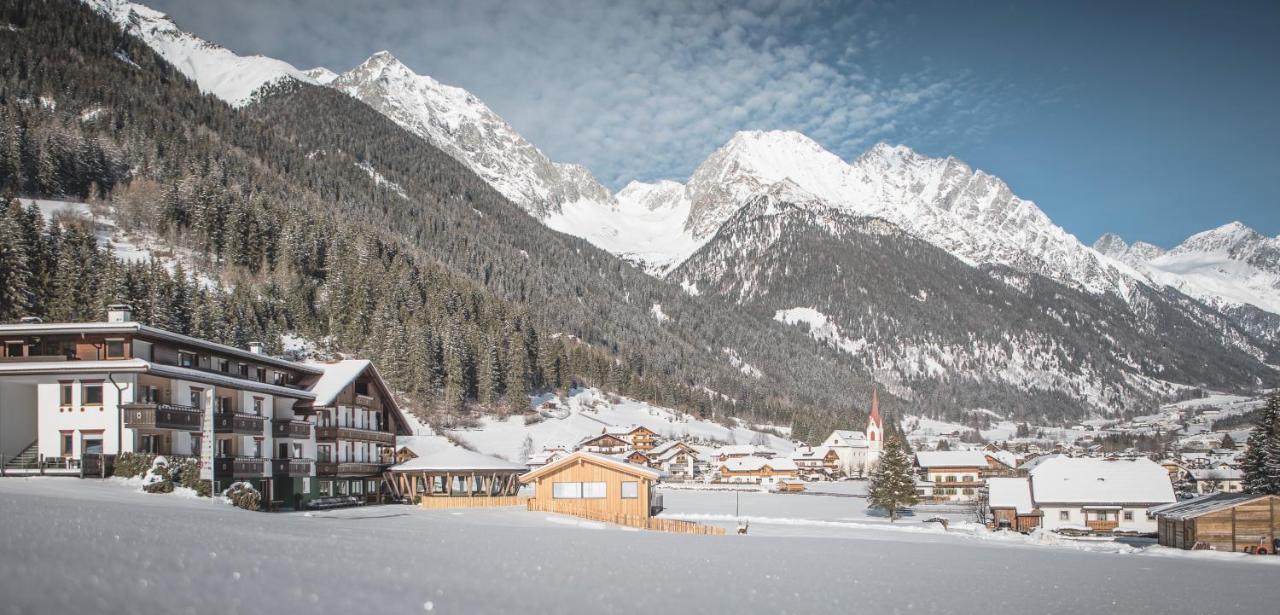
[76, 0, 1280, 421]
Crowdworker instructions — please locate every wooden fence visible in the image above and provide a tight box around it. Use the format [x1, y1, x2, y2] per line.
[526, 499, 724, 535]
[418, 495, 528, 510]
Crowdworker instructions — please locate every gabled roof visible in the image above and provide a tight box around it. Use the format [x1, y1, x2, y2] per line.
[915, 451, 991, 469]
[648, 440, 695, 458]
[519, 451, 665, 483]
[1149, 493, 1275, 520]
[987, 478, 1035, 514]
[390, 447, 526, 472]
[720, 456, 798, 472]
[303, 360, 411, 435]
[577, 432, 630, 448]
[1028, 457, 1174, 505]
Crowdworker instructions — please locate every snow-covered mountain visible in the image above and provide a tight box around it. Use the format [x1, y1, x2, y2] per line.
[327, 51, 614, 218]
[1095, 223, 1280, 316]
[84, 0, 316, 107]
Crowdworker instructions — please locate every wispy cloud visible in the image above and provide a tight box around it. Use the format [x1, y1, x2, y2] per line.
[148, 0, 1005, 189]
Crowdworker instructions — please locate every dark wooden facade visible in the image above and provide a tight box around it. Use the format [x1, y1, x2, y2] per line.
[1155, 494, 1280, 553]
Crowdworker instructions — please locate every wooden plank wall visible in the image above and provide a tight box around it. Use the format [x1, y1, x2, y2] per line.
[419, 495, 528, 510]
[526, 499, 724, 535]
[526, 458, 650, 518]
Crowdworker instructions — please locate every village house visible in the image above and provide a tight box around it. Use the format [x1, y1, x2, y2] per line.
[647, 440, 699, 479]
[525, 445, 569, 470]
[819, 390, 884, 477]
[1151, 493, 1280, 553]
[986, 477, 1042, 532]
[605, 425, 659, 451]
[521, 450, 666, 520]
[575, 433, 630, 455]
[914, 450, 991, 501]
[0, 306, 410, 509]
[716, 455, 799, 486]
[712, 444, 776, 463]
[1185, 468, 1245, 494]
[790, 445, 841, 479]
[1029, 457, 1174, 534]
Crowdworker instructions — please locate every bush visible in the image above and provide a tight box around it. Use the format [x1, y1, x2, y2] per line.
[113, 452, 156, 479]
[141, 457, 174, 493]
[223, 482, 261, 511]
[523, 413, 544, 426]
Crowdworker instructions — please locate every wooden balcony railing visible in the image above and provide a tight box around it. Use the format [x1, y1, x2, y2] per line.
[271, 458, 314, 477]
[121, 403, 202, 431]
[315, 425, 394, 445]
[213, 456, 265, 479]
[271, 420, 312, 439]
[315, 460, 388, 476]
[213, 411, 265, 435]
[1086, 519, 1120, 532]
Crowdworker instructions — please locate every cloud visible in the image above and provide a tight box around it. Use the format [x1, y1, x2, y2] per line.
[147, 0, 1004, 190]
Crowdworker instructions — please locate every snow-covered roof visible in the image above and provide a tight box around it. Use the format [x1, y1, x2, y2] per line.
[305, 359, 372, 406]
[1187, 468, 1244, 481]
[1148, 492, 1274, 520]
[396, 435, 454, 459]
[1028, 457, 1175, 505]
[790, 446, 833, 460]
[391, 447, 525, 472]
[915, 451, 991, 469]
[720, 456, 798, 472]
[987, 478, 1035, 514]
[647, 440, 694, 458]
[1018, 453, 1064, 471]
[519, 451, 665, 483]
[987, 450, 1018, 468]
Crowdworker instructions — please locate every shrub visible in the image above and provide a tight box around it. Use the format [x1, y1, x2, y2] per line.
[113, 452, 155, 479]
[223, 482, 261, 511]
[141, 457, 174, 493]
[523, 413, 544, 426]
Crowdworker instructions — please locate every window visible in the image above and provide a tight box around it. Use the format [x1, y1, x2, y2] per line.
[319, 480, 333, 497]
[1059, 511, 1070, 521]
[292, 443, 303, 458]
[552, 482, 583, 499]
[179, 351, 197, 368]
[3, 341, 23, 357]
[256, 367, 266, 383]
[59, 382, 73, 406]
[60, 431, 73, 456]
[82, 434, 103, 455]
[217, 358, 229, 373]
[238, 363, 249, 378]
[621, 481, 639, 499]
[351, 481, 363, 495]
[252, 398, 263, 415]
[189, 388, 203, 409]
[82, 383, 104, 406]
[1123, 511, 1134, 521]
[355, 381, 370, 397]
[336, 481, 349, 496]
[581, 482, 607, 499]
[105, 339, 125, 359]
[273, 371, 286, 386]
[368, 480, 379, 494]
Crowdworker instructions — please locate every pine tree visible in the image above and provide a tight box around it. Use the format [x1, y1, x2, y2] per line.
[0, 202, 32, 319]
[867, 436, 919, 522]
[1242, 395, 1279, 495]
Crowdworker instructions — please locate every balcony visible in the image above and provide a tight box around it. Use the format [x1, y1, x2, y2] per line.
[271, 420, 312, 439]
[213, 456, 265, 479]
[271, 458, 314, 477]
[122, 403, 202, 431]
[213, 411, 265, 435]
[316, 460, 388, 477]
[315, 425, 394, 445]
[1086, 519, 1120, 532]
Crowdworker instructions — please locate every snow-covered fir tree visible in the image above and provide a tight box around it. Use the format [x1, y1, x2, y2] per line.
[1242, 394, 1280, 495]
[867, 436, 918, 522]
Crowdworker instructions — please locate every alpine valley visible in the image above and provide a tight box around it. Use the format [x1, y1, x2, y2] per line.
[2, 0, 1277, 442]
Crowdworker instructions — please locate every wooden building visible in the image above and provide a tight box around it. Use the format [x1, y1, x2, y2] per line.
[388, 447, 526, 508]
[987, 477, 1042, 532]
[576, 433, 630, 455]
[521, 451, 665, 520]
[1151, 493, 1280, 553]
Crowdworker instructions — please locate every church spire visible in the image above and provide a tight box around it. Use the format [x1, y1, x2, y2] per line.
[869, 386, 881, 428]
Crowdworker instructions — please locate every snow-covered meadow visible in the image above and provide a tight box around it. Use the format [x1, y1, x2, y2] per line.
[2, 478, 1278, 614]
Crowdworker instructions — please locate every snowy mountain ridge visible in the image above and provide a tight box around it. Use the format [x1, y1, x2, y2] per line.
[84, 0, 317, 107]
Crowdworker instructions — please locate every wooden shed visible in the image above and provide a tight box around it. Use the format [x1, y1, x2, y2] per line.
[520, 451, 665, 520]
[387, 447, 527, 509]
[1151, 493, 1280, 553]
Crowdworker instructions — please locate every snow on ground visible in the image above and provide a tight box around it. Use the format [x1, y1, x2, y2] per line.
[2, 478, 1277, 615]
[904, 414, 1021, 443]
[448, 388, 793, 462]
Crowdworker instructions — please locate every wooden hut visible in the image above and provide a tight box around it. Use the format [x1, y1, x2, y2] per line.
[520, 451, 666, 520]
[1151, 493, 1280, 553]
[387, 448, 527, 509]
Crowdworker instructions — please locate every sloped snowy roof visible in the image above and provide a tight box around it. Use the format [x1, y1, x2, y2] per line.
[987, 478, 1035, 514]
[305, 359, 372, 406]
[391, 447, 525, 472]
[987, 450, 1018, 468]
[1029, 457, 1174, 505]
[720, 456, 798, 472]
[1187, 468, 1244, 481]
[1148, 492, 1273, 520]
[915, 451, 991, 469]
[396, 435, 454, 459]
[790, 446, 833, 460]
[1018, 453, 1064, 471]
[519, 451, 665, 483]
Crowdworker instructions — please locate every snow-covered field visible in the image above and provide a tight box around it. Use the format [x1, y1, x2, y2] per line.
[449, 388, 793, 463]
[2, 478, 1277, 614]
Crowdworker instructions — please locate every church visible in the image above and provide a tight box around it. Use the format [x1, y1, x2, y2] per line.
[819, 390, 884, 477]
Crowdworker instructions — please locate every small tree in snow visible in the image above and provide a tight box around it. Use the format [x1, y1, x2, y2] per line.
[867, 436, 918, 522]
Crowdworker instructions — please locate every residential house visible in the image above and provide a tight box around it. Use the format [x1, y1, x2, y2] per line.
[521, 451, 666, 519]
[914, 451, 991, 501]
[790, 446, 840, 479]
[1186, 468, 1246, 495]
[605, 425, 659, 451]
[647, 440, 699, 479]
[575, 433, 630, 455]
[717, 456, 799, 486]
[987, 477, 1042, 532]
[1029, 457, 1175, 534]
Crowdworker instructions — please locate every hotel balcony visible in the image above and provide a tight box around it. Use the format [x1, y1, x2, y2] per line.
[271, 420, 312, 439]
[213, 410, 265, 435]
[315, 425, 395, 445]
[315, 460, 388, 477]
[271, 458, 314, 477]
[121, 402, 202, 431]
[212, 456, 266, 479]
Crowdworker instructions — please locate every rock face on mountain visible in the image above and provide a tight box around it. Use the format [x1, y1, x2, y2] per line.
[328, 52, 614, 218]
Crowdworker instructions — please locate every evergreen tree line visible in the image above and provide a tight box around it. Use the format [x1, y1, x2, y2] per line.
[1241, 394, 1280, 495]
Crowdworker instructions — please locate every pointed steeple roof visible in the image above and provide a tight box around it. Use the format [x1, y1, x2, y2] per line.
[869, 387, 882, 428]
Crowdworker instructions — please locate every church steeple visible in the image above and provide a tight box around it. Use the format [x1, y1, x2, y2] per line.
[866, 386, 883, 448]
[869, 387, 882, 429]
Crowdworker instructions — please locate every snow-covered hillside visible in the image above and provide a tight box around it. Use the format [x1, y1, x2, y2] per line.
[84, 0, 316, 107]
[328, 51, 614, 219]
[447, 388, 793, 463]
[1095, 223, 1280, 316]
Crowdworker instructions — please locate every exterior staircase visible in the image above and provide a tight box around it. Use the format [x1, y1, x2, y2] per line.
[3, 442, 40, 472]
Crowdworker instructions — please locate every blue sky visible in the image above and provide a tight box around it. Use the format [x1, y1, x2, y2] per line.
[147, 0, 1278, 248]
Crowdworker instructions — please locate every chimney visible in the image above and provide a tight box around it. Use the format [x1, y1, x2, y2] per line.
[106, 304, 132, 323]
[248, 341, 265, 355]
[19, 316, 43, 324]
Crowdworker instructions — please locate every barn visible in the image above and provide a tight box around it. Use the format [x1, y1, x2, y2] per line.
[1150, 493, 1280, 554]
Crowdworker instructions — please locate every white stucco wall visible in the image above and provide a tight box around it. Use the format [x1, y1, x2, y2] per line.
[36, 374, 135, 459]
[1038, 505, 1158, 533]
